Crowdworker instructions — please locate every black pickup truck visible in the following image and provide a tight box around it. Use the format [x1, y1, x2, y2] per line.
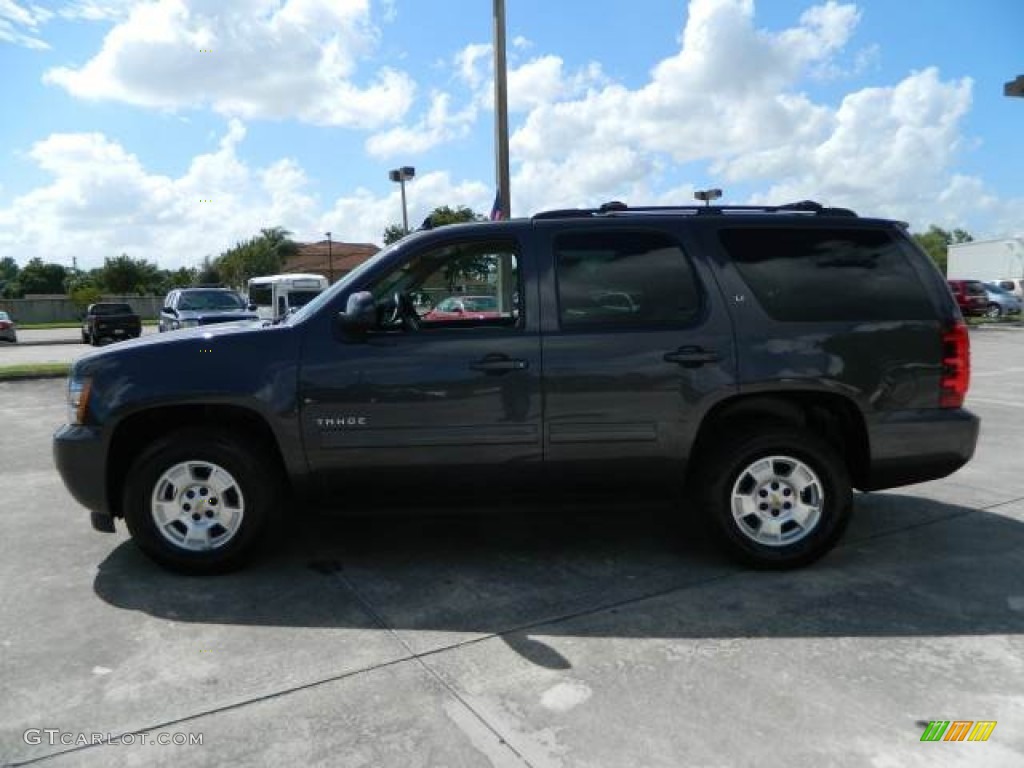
[53, 201, 979, 574]
[81, 302, 142, 346]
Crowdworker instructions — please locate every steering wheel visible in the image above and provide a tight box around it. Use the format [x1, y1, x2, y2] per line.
[387, 292, 420, 331]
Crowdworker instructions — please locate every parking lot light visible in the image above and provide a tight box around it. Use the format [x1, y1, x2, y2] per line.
[388, 166, 416, 233]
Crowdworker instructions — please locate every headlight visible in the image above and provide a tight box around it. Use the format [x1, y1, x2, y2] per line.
[68, 376, 92, 425]
[181, 319, 200, 328]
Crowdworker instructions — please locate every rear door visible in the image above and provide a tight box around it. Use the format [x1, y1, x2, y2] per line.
[535, 219, 738, 491]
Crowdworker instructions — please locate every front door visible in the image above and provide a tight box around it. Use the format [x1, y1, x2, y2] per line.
[299, 235, 543, 502]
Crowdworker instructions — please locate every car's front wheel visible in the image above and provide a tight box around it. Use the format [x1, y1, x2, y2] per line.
[123, 428, 282, 574]
[691, 426, 852, 569]
[985, 303, 1002, 319]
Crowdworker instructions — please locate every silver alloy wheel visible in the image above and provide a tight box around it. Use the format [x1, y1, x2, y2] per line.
[730, 455, 823, 547]
[150, 461, 245, 551]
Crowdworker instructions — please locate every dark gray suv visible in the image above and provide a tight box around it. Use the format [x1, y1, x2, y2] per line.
[55, 200, 979, 574]
[158, 287, 259, 332]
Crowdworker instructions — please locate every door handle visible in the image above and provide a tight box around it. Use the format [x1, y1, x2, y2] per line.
[664, 346, 720, 367]
[469, 355, 528, 374]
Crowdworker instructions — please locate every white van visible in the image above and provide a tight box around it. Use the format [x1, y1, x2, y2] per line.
[247, 274, 329, 322]
[995, 278, 1024, 299]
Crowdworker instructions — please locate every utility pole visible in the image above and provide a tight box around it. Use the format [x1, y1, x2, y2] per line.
[325, 231, 333, 284]
[493, 0, 511, 219]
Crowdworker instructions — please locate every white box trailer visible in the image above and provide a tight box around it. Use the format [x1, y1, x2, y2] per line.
[247, 273, 328, 322]
[946, 238, 1024, 284]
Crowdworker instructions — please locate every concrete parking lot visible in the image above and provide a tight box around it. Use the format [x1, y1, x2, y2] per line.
[1, 328, 1023, 767]
[0, 327, 158, 367]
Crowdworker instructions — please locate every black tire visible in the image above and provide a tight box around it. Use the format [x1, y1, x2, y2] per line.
[90, 334, 101, 347]
[985, 303, 1002, 319]
[81, 331, 90, 344]
[122, 428, 282, 575]
[691, 426, 852, 569]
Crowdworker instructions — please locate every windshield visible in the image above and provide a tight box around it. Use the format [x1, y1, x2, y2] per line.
[179, 291, 246, 310]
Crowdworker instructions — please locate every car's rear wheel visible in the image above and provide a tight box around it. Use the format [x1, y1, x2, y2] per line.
[985, 303, 1002, 319]
[123, 428, 282, 574]
[691, 426, 852, 569]
[81, 331, 90, 344]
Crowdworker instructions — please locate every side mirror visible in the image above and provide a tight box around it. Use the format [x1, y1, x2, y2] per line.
[247, 303, 257, 311]
[336, 291, 376, 340]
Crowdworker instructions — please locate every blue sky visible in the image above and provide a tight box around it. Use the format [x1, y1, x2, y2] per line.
[0, 0, 1021, 270]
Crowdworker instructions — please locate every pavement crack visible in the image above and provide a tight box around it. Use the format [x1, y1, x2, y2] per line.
[329, 567, 537, 768]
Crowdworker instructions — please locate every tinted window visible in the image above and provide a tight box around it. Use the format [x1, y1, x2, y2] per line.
[92, 304, 132, 315]
[249, 285, 272, 306]
[371, 240, 521, 329]
[555, 230, 701, 328]
[179, 291, 246, 310]
[720, 227, 933, 322]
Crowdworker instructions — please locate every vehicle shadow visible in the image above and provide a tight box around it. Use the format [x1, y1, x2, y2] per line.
[93, 493, 1024, 647]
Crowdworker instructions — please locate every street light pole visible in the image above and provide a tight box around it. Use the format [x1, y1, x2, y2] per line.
[493, 0, 511, 219]
[388, 166, 416, 233]
[325, 231, 333, 284]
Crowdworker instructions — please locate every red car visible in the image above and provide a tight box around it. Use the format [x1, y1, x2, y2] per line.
[947, 280, 988, 317]
[422, 295, 503, 321]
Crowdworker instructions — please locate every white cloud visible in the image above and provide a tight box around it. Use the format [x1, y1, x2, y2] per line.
[454, 42, 491, 92]
[322, 170, 491, 243]
[0, 0, 52, 49]
[501, 0, 1021, 234]
[0, 121, 325, 270]
[44, 0, 416, 129]
[57, 0, 137, 22]
[365, 91, 477, 158]
[0, 121, 496, 270]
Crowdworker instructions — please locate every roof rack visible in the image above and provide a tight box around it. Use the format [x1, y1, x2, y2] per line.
[532, 200, 858, 220]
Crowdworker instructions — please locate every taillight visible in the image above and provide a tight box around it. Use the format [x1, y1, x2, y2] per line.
[940, 322, 970, 408]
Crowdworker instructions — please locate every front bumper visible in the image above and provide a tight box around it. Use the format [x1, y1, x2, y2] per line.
[861, 407, 980, 491]
[53, 424, 114, 532]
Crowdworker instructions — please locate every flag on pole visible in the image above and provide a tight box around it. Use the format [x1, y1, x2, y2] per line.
[490, 190, 503, 221]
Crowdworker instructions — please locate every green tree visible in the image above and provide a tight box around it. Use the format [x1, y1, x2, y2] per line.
[18, 258, 68, 295]
[912, 226, 973, 274]
[382, 224, 407, 246]
[0, 256, 18, 282]
[69, 283, 103, 311]
[383, 205, 487, 246]
[196, 256, 221, 285]
[214, 227, 297, 288]
[157, 267, 199, 294]
[99, 254, 161, 295]
[0, 256, 19, 297]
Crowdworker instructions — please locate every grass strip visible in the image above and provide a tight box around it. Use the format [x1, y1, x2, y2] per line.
[0, 363, 71, 380]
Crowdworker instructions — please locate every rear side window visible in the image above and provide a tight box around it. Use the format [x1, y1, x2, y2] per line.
[720, 227, 934, 322]
[555, 230, 701, 328]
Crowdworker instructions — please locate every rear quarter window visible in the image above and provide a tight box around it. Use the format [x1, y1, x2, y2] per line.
[720, 227, 934, 322]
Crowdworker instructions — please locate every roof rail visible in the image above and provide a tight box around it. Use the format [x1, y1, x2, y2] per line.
[532, 200, 858, 220]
